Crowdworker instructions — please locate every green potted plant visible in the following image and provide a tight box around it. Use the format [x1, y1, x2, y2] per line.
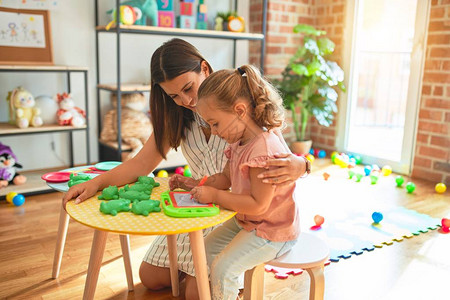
[275, 24, 346, 154]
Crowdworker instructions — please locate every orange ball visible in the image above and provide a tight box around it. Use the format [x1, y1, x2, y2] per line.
[314, 215, 325, 226]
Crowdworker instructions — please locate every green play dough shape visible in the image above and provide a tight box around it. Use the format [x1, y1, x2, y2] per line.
[99, 199, 131, 216]
[137, 175, 160, 187]
[123, 183, 152, 195]
[131, 199, 161, 216]
[68, 173, 92, 187]
[119, 188, 150, 201]
[98, 185, 119, 200]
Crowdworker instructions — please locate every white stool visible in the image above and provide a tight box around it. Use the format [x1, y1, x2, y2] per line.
[244, 232, 329, 300]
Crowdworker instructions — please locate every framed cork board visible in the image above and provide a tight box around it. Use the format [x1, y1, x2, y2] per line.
[0, 7, 53, 65]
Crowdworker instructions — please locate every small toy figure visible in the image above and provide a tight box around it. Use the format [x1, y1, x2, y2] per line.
[6, 86, 43, 128]
[99, 199, 131, 216]
[68, 173, 91, 187]
[137, 175, 160, 187]
[56, 93, 86, 127]
[0, 142, 27, 189]
[131, 199, 161, 216]
[106, 5, 139, 30]
[118, 189, 151, 201]
[98, 185, 119, 200]
[214, 16, 223, 31]
[123, 182, 153, 194]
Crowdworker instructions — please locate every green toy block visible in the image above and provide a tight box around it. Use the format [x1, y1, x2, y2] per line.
[68, 173, 92, 187]
[98, 185, 119, 200]
[99, 199, 131, 216]
[119, 188, 151, 201]
[131, 199, 161, 216]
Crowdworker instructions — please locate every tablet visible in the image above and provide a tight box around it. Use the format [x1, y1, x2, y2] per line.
[161, 191, 219, 218]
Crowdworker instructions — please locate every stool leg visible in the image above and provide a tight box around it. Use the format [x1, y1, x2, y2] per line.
[167, 234, 179, 297]
[52, 204, 70, 278]
[119, 234, 134, 291]
[243, 264, 265, 300]
[306, 265, 325, 300]
[83, 230, 108, 300]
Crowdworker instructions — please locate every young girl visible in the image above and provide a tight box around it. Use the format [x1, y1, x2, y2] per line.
[176, 65, 300, 299]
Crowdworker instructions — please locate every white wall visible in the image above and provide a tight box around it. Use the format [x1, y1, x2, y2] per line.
[0, 0, 249, 171]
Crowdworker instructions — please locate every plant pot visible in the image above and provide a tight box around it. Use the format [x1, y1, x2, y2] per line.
[290, 140, 312, 155]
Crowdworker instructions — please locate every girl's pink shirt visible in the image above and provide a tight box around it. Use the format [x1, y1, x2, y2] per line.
[224, 131, 300, 242]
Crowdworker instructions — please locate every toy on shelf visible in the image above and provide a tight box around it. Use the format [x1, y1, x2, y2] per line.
[6, 86, 43, 129]
[372, 212, 383, 224]
[56, 93, 86, 127]
[100, 93, 151, 160]
[227, 15, 245, 32]
[395, 175, 404, 187]
[6, 191, 25, 206]
[157, 170, 169, 177]
[157, 0, 175, 28]
[0, 143, 26, 189]
[405, 182, 416, 194]
[34, 95, 59, 124]
[106, 5, 138, 30]
[131, 199, 161, 216]
[435, 183, 446, 194]
[115, 0, 158, 26]
[99, 199, 131, 216]
[178, 0, 195, 29]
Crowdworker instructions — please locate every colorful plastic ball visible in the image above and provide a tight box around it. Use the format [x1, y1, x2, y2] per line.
[395, 176, 404, 187]
[314, 215, 325, 226]
[184, 165, 190, 170]
[371, 164, 380, 172]
[435, 183, 446, 194]
[370, 174, 379, 185]
[183, 168, 192, 177]
[157, 170, 169, 177]
[322, 172, 330, 181]
[354, 155, 362, 165]
[331, 151, 339, 163]
[442, 226, 450, 233]
[309, 148, 315, 155]
[442, 218, 450, 228]
[363, 165, 372, 176]
[372, 212, 383, 224]
[306, 154, 315, 163]
[12, 194, 25, 206]
[381, 165, 392, 176]
[355, 173, 364, 182]
[6, 192, 18, 203]
[348, 170, 355, 179]
[175, 167, 185, 175]
[405, 182, 416, 193]
[318, 150, 326, 158]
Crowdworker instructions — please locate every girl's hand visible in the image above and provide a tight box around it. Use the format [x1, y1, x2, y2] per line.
[63, 180, 99, 208]
[190, 186, 217, 204]
[169, 174, 199, 191]
[257, 153, 306, 186]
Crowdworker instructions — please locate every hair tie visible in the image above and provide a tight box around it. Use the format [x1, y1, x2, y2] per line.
[237, 67, 245, 75]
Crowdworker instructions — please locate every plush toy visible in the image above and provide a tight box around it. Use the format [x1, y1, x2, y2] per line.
[0, 142, 27, 189]
[108, 0, 158, 26]
[6, 86, 43, 129]
[100, 92, 152, 160]
[56, 92, 86, 127]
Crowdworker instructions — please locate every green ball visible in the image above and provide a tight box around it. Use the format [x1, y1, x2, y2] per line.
[354, 155, 362, 165]
[406, 182, 416, 193]
[395, 175, 404, 187]
[183, 168, 192, 177]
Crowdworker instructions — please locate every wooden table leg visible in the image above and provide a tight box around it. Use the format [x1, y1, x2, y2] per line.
[83, 230, 108, 300]
[52, 204, 70, 278]
[119, 234, 134, 291]
[189, 230, 211, 300]
[167, 234, 179, 297]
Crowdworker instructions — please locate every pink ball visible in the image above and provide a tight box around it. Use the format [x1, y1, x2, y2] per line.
[175, 167, 185, 175]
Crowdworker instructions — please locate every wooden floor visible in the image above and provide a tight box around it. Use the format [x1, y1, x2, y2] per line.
[0, 160, 449, 300]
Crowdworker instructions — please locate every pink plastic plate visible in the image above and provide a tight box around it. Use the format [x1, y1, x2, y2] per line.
[41, 171, 72, 183]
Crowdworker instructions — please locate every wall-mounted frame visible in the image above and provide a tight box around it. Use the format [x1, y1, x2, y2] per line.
[0, 7, 53, 65]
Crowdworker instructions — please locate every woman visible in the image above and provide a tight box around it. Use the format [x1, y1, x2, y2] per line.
[63, 38, 307, 299]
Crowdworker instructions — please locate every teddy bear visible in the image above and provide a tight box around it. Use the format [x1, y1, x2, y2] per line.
[0, 142, 27, 189]
[100, 92, 152, 160]
[56, 92, 86, 127]
[6, 86, 43, 129]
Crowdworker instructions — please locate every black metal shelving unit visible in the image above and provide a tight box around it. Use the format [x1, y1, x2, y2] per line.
[94, 0, 268, 161]
[0, 65, 90, 196]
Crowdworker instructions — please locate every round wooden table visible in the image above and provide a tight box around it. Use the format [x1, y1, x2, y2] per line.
[65, 177, 236, 300]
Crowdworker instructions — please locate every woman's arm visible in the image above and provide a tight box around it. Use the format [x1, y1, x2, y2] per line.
[63, 132, 170, 205]
[192, 167, 275, 215]
[258, 153, 306, 186]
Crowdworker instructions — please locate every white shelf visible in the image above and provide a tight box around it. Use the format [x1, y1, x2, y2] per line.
[97, 83, 151, 92]
[0, 123, 87, 136]
[0, 65, 88, 71]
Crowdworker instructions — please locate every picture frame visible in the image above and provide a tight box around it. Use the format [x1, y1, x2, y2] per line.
[0, 7, 53, 65]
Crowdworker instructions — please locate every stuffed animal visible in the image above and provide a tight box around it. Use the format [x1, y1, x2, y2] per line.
[0, 142, 26, 189]
[6, 86, 43, 129]
[107, 0, 158, 26]
[56, 93, 86, 127]
[100, 92, 152, 160]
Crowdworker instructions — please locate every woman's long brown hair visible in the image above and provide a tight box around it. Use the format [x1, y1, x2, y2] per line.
[150, 38, 213, 159]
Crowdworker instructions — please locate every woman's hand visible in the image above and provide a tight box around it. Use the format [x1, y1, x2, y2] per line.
[169, 174, 200, 191]
[257, 153, 306, 186]
[62, 180, 100, 208]
[190, 186, 217, 204]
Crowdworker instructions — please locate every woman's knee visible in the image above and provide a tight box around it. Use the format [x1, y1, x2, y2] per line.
[185, 275, 200, 300]
[139, 261, 171, 290]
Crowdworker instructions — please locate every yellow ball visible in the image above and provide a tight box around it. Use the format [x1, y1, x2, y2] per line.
[6, 192, 18, 203]
[157, 170, 169, 177]
[381, 165, 392, 176]
[306, 154, 315, 163]
[184, 165, 190, 170]
[435, 183, 447, 194]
